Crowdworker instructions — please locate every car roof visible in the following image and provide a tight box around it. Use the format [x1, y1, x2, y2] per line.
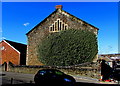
[39, 69, 59, 71]
[38, 69, 63, 73]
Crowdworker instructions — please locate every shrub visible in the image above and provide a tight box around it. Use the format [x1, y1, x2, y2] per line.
[38, 29, 98, 66]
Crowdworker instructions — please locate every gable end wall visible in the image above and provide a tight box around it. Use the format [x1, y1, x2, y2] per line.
[26, 9, 98, 65]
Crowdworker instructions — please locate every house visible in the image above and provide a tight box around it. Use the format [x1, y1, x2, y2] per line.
[98, 54, 120, 68]
[26, 5, 99, 65]
[99, 54, 120, 61]
[0, 40, 27, 65]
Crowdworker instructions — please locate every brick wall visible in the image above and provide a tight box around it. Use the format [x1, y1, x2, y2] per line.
[0, 40, 20, 65]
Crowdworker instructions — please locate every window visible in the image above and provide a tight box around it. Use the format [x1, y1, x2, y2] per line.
[50, 26, 52, 31]
[0, 46, 5, 50]
[49, 19, 68, 32]
[65, 25, 68, 30]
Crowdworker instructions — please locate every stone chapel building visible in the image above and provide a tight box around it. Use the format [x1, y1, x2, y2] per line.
[26, 5, 99, 65]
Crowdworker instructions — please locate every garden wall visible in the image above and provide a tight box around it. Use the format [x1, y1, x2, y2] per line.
[1, 62, 101, 79]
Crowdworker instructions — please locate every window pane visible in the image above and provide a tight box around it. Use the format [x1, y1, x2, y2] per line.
[62, 23, 64, 30]
[60, 22, 62, 31]
[58, 20, 59, 31]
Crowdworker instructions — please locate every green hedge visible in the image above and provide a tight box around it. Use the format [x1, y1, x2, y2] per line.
[38, 29, 98, 66]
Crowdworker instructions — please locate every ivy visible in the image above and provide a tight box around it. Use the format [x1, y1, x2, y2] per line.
[38, 29, 98, 66]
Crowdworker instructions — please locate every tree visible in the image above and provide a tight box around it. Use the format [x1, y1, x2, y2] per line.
[38, 29, 98, 66]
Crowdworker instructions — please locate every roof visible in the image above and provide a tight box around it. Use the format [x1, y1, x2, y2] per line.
[26, 8, 99, 35]
[98, 56, 113, 62]
[3, 40, 27, 54]
[26, 10, 57, 35]
[100, 54, 120, 57]
[61, 10, 99, 30]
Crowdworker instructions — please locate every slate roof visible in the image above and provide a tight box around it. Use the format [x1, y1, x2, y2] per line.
[100, 54, 120, 57]
[5, 40, 27, 54]
[26, 7, 99, 35]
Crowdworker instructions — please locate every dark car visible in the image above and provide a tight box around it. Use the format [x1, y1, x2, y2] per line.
[34, 69, 76, 86]
[112, 69, 120, 81]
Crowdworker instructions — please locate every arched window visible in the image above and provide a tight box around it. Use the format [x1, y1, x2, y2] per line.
[49, 19, 68, 32]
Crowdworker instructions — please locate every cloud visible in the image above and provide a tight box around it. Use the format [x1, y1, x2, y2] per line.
[23, 22, 30, 26]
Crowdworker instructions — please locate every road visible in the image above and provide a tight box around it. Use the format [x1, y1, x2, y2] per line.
[1, 72, 119, 86]
[1, 72, 34, 85]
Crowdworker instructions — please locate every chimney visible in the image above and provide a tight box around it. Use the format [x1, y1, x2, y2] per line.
[55, 5, 63, 9]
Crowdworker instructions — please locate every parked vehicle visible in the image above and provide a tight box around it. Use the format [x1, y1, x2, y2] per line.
[113, 61, 120, 83]
[34, 69, 76, 86]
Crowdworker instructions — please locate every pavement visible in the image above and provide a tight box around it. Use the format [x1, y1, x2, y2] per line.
[73, 75, 117, 84]
[1, 71, 119, 86]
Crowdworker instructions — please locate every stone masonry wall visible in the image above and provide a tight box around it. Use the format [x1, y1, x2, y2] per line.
[2, 62, 100, 79]
[26, 9, 98, 65]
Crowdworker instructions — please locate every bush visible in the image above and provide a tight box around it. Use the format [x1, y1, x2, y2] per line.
[38, 29, 98, 66]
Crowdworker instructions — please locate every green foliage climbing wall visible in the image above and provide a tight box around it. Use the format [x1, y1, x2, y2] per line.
[38, 29, 98, 66]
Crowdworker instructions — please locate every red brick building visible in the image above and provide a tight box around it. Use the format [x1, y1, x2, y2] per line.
[0, 40, 27, 65]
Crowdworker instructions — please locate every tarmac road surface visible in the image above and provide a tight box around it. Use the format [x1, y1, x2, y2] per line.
[1, 72, 119, 86]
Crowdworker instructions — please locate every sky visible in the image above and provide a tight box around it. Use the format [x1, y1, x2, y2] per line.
[1, 2, 119, 54]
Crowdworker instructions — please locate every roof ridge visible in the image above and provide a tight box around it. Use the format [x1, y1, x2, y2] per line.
[3, 39, 27, 53]
[61, 10, 99, 30]
[26, 10, 58, 35]
[26, 8, 99, 35]
[4, 39, 26, 45]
